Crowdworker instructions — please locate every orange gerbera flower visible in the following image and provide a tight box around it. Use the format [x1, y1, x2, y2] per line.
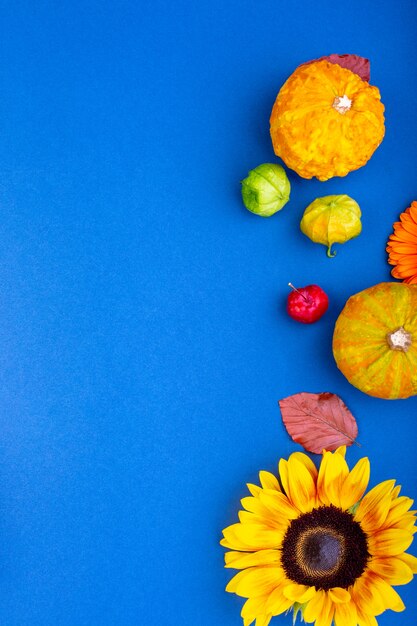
[387, 201, 417, 284]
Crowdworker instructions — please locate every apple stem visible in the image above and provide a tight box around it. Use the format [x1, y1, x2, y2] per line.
[288, 282, 309, 302]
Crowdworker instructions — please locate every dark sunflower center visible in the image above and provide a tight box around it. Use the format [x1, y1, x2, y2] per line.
[301, 529, 343, 573]
[281, 505, 369, 591]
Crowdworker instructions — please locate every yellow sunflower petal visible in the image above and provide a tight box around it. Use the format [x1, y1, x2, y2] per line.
[322, 610, 336, 626]
[398, 552, 417, 573]
[317, 450, 349, 507]
[382, 496, 414, 528]
[357, 610, 378, 626]
[226, 566, 285, 597]
[335, 445, 346, 457]
[258, 490, 300, 522]
[221, 523, 285, 551]
[259, 471, 281, 492]
[289, 451, 318, 481]
[368, 556, 413, 585]
[354, 480, 395, 531]
[225, 549, 281, 570]
[303, 589, 327, 622]
[239, 511, 259, 524]
[241, 497, 267, 515]
[391, 513, 417, 533]
[240, 497, 286, 529]
[367, 575, 405, 612]
[241, 594, 269, 626]
[282, 583, 316, 603]
[315, 606, 335, 626]
[368, 528, 413, 557]
[351, 573, 385, 616]
[247, 483, 262, 497]
[339, 457, 370, 510]
[303, 590, 335, 626]
[278, 459, 290, 497]
[255, 614, 272, 626]
[286, 455, 317, 512]
[265, 586, 293, 615]
[328, 587, 351, 603]
[334, 599, 358, 626]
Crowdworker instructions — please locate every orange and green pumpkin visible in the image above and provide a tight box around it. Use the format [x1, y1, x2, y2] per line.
[333, 282, 417, 399]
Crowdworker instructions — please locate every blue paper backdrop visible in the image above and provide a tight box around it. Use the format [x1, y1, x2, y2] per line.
[0, 1, 416, 624]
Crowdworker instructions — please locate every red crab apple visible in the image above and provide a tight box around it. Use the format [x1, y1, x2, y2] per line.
[287, 283, 329, 324]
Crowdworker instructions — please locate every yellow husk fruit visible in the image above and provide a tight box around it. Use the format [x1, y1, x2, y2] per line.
[270, 60, 385, 181]
[300, 194, 362, 257]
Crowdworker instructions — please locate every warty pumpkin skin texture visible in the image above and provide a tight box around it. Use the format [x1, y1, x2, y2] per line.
[333, 283, 417, 399]
[270, 60, 385, 181]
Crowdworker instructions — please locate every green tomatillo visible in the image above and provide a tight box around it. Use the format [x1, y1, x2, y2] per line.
[241, 163, 290, 217]
[300, 194, 362, 257]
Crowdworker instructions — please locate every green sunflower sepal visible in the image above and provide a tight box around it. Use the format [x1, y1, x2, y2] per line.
[291, 601, 306, 624]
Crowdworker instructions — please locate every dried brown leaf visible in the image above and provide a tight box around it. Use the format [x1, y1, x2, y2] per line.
[278, 392, 359, 454]
[302, 54, 371, 82]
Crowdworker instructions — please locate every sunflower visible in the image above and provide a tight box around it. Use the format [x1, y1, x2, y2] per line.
[386, 201, 417, 284]
[220, 448, 417, 626]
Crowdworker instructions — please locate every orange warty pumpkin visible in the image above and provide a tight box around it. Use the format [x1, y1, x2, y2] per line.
[270, 60, 385, 181]
[332, 283, 417, 399]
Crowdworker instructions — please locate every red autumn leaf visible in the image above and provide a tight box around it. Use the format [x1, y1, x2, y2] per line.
[278, 392, 359, 454]
[302, 54, 370, 82]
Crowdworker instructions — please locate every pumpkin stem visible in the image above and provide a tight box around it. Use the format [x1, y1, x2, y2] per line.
[333, 94, 352, 114]
[387, 327, 412, 352]
[327, 244, 336, 258]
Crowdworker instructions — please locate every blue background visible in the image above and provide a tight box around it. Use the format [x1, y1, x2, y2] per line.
[0, 1, 416, 624]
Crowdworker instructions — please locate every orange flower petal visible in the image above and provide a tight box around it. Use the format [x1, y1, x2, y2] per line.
[386, 202, 417, 281]
[399, 219, 417, 238]
[408, 202, 417, 221]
